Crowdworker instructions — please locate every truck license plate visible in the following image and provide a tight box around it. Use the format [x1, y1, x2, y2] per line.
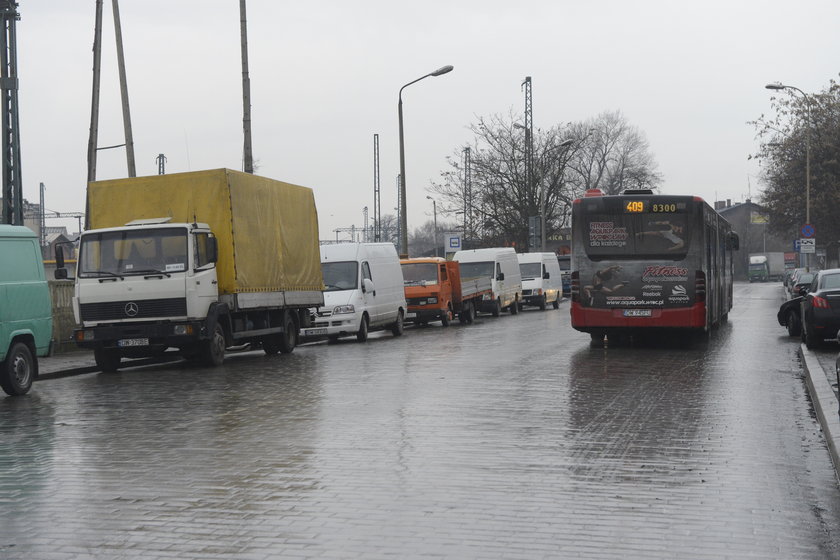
[118, 338, 149, 347]
[623, 309, 652, 317]
[406, 312, 417, 318]
[304, 328, 327, 336]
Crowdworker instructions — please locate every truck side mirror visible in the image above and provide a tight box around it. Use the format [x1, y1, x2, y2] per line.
[54, 268, 68, 280]
[362, 278, 375, 295]
[55, 245, 65, 269]
[496, 272, 505, 281]
[543, 271, 550, 279]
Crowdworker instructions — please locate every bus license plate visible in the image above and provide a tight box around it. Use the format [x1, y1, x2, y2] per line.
[304, 328, 327, 336]
[118, 338, 149, 347]
[623, 309, 652, 317]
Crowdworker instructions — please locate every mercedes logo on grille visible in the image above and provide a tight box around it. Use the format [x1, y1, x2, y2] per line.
[124, 302, 139, 317]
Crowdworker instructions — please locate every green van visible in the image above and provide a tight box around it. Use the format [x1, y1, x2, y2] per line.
[0, 225, 53, 396]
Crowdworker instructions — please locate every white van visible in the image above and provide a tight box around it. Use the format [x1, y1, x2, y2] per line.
[303, 243, 406, 342]
[454, 247, 522, 316]
[517, 252, 563, 310]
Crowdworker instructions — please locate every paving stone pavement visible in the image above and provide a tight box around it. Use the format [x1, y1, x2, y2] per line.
[3, 282, 840, 559]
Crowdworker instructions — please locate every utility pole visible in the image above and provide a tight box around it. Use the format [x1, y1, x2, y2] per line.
[463, 147, 471, 244]
[112, 0, 135, 177]
[373, 134, 381, 242]
[239, 0, 253, 173]
[522, 76, 538, 251]
[0, 0, 22, 225]
[156, 153, 167, 175]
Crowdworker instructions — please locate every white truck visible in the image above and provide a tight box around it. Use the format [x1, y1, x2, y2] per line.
[55, 169, 324, 371]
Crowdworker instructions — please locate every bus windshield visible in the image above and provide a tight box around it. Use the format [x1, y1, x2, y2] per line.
[584, 214, 691, 260]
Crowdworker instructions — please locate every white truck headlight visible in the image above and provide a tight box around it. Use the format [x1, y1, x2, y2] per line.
[333, 305, 355, 315]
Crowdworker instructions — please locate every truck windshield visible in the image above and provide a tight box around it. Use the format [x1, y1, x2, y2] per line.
[78, 227, 187, 278]
[458, 261, 494, 280]
[519, 263, 542, 279]
[401, 263, 438, 286]
[321, 261, 358, 291]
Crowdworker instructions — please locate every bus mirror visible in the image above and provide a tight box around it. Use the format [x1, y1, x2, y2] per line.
[728, 232, 740, 250]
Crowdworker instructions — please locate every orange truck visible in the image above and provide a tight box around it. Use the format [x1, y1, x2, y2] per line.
[400, 257, 492, 326]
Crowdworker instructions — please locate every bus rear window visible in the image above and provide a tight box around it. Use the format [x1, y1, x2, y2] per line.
[584, 214, 691, 260]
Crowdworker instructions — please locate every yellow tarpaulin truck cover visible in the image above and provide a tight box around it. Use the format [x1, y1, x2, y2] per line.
[87, 169, 323, 295]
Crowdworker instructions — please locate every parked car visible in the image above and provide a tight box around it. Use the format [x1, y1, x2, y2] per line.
[779, 268, 840, 348]
[790, 272, 815, 299]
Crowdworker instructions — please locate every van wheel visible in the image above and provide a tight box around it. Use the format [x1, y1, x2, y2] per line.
[356, 315, 369, 342]
[552, 296, 560, 310]
[509, 300, 520, 314]
[200, 324, 226, 366]
[1, 342, 35, 396]
[538, 295, 547, 311]
[492, 299, 501, 317]
[391, 310, 405, 336]
[94, 347, 121, 373]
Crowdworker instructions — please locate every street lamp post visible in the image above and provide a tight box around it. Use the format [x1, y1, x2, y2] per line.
[426, 195, 438, 257]
[398, 64, 454, 258]
[765, 82, 812, 269]
[539, 138, 574, 252]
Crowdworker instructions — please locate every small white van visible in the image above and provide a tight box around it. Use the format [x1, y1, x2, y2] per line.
[454, 247, 522, 316]
[303, 243, 406, 342]
[517, 252, 563, 310]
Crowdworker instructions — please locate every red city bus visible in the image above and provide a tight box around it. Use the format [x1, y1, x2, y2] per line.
[570, 189, 739, 345]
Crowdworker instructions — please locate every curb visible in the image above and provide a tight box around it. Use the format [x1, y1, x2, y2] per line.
[799, 345, 840, 480]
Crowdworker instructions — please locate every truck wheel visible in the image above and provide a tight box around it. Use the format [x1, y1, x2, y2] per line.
[94, 348, 121, 373]
[262, 335, 281, 355]
[391, 310, 405, 337]
[0, 342, 35, 396]
[279, 313, 297, 354]
[538, 295, 547, 311]
[441, 306, 451, 327]
[200, 324, 226, 366]
[492, 298, 501, 317]
[356, 315, 369, 342]
[509, 300, 520, 314]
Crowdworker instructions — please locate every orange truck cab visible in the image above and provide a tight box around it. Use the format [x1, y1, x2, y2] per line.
[401, 258, 465, 326]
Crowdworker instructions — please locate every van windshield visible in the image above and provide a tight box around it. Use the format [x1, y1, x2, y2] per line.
[519, 263, 542, 279]
[401, 263, 438, 286]
[322, 261, 358, 291]
[458, 261, 494, 280]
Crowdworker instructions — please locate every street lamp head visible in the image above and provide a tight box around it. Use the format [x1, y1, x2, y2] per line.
[426, 195, 433, 200]
[765, 82, 785, 90]
[559, 139, 574, 148]
[431, 65, 454, 77]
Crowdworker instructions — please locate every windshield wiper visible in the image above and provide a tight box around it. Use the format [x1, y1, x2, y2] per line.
[86, 270, 123, 279]
[127, 268, 172, 278]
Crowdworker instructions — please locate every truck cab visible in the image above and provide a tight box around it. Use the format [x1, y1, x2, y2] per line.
[401, 257, 457, 326]
[62, 218, 221, 371]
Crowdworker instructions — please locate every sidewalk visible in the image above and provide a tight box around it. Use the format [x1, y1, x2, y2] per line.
[37, 350, 181, 380]
[800, 345, 840, 481]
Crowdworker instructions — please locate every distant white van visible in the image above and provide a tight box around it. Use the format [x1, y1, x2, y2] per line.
[303, 243, 407, 342]
[454, 247, 522, 316]
[517, 252, 563, 310]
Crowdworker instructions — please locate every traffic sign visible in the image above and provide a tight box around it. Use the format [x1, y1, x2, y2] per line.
[799, 238, 815, 253]
[801, 224, 815, 238]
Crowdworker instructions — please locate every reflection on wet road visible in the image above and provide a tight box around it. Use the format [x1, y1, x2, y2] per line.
[2, 282, 839, 558]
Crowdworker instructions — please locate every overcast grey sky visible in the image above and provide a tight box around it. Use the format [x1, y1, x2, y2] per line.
[17, 1, 840, 238]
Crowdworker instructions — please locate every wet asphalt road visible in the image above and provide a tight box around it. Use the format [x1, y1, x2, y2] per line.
[2, 282, 840, 559]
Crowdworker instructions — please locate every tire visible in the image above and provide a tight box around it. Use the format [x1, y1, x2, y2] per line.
[391, 310, 405, 337]
[491, 298, 501, 317]
[805, 325, 822, 349]
[200, 323, 226, 366]
[538, 295, 547, 311]
[356, 315, 369, 342]
[94, 347, 121, 373]
[441, 306, 451, 327]
[786, 309, 801, 337]
[0, 342, 35, 396]
[552, 296, 560, 310]
[262, 335, 281, 355]
[509, 299, 519, 315]
[278, 313, 297, 354]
